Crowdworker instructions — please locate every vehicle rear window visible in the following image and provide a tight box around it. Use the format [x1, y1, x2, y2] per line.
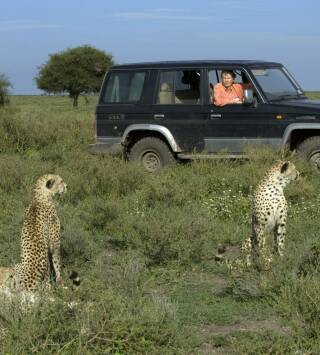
[102, 71, 146, 103]
[157, 70, 201, 105]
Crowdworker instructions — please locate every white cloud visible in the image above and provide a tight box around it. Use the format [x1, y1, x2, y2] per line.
[0, 20, 62, 31]
[105, 9, 213, 21]
[104, 2, 271, 23]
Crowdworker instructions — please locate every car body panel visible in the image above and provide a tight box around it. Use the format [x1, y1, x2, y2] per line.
[91, 60, 320, 157]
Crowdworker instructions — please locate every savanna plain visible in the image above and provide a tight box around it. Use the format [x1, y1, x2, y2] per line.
[1, 94, 320, 354]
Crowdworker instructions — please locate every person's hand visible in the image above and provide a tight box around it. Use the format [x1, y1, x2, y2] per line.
[232, 97, 242, 103]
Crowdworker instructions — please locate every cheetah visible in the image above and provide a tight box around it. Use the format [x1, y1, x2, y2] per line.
[4, 174, 67, 291]
[0, 267, 13, 287]
[243, 160, 299, 267]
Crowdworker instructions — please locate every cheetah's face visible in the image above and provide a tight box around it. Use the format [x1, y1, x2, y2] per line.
[45, 175, 67, 195]
[33, 174, 67, 196]
[279, 161, 299, 182]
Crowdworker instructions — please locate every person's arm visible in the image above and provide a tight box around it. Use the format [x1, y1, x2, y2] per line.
[242, 82, 252, 90]
[213, 84, 227, 106]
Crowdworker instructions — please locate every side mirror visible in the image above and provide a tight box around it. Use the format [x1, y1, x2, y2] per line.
[243, 88, 254, 105]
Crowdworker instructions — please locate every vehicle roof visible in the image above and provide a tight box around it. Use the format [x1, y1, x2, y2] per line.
[111, 60, 282, 70]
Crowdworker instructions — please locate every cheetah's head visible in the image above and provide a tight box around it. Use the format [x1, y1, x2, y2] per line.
[35, 174, 67, 197]
[276, 160, 299, 184]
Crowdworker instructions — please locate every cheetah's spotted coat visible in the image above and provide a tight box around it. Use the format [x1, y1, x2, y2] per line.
[3, 174, 67, 291]
[243, 160, 299, 266]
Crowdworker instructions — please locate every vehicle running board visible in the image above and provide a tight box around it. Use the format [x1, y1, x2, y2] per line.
[177, 153, 248, 160]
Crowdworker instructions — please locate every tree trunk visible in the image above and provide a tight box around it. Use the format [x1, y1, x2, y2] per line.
[72, 93, 80, 107]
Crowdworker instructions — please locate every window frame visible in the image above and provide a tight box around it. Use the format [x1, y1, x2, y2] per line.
[250, 66, 303, 101]
[204, 66, 266, 105]
[100, 69, 148, 105]
[153, 68, 203, 106]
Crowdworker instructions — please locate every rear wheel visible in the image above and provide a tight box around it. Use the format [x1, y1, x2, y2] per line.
[297, 136, 320, 168]
[129, 137, 176, 172]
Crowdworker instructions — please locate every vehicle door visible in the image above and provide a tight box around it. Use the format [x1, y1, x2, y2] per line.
[151, 68, 206, 152]
[250, 66, 305, 142]
[203, 67, 278, 153]
[97, 69, 150, 138]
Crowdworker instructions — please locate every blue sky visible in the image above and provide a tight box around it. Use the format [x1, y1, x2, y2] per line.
[1, 0, 320, 94]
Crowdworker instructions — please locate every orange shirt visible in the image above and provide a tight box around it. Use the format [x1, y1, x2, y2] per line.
[213, 83, 249, 106]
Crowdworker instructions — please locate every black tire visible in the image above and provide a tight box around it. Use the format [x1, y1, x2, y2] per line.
[129, 137, 176, 172]
[297, 136, 320, 168]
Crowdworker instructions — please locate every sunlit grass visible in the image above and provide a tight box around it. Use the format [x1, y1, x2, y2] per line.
[0, 94, 320, 353]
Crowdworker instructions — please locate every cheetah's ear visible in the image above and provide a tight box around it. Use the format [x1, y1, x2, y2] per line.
[46, 179, 55, 189]
[280, 162, 289, 174]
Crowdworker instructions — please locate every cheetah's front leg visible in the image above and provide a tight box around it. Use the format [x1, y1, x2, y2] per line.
[241, 237, 253, 267]
[48, 213, 62, 284]
[50, 241, 62, 284]
[274, 222, 286, 257]
[253, 222, 272, 266]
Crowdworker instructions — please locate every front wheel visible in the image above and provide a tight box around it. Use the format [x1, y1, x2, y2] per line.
[297, 136, 320, 168]
[129, 137, 176, 172]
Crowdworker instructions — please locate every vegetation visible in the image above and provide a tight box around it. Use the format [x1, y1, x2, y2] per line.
[35, 45, 113, 107]
[0, 93, 320, 353]
[0, 74, 12, 107]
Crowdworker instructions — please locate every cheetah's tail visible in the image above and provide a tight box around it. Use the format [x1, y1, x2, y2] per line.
[69, 270, 81, 287]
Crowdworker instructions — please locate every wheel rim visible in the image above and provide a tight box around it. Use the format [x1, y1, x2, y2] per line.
[141, 151, 161, 172]
[309, 151, 320, 168]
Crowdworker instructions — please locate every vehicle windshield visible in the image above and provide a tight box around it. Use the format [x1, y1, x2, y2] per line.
[251, 67, 304, 101]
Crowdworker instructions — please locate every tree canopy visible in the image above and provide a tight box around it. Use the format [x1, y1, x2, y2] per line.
[36, 45, 114, 107]
[0, 74, 12, 107]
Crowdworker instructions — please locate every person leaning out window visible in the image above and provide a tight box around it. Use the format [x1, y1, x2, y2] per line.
[213, 70, 251, 106]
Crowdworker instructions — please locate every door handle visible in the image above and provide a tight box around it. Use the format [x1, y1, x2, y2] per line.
[210, 114, 221, 119]
[154, 114, 165, 119]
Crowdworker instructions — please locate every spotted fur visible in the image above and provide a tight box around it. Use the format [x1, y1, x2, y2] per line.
[243, 160, 299, 267]
[4, 175, 67, 291]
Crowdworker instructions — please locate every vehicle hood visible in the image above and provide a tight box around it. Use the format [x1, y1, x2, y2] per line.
[274, 99, 320, 110]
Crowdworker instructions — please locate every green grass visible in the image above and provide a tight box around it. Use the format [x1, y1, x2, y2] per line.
[304, 91, 320, 100]
[0, 94, 320, 353]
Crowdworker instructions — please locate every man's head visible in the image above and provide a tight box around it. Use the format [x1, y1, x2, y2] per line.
[221, 70, 236, 88]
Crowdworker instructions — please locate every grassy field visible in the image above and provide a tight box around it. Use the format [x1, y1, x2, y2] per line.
[0, 93, 320, 354]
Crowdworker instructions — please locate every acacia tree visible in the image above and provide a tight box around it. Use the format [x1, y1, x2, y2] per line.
[36, 45, 114, 107]
[0, 74, 12, 107]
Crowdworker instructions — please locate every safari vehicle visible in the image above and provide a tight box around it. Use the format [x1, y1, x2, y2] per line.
[89, 60, 320, 172]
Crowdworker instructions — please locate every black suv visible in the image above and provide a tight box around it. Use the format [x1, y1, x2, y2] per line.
[89, 60, 320, 172]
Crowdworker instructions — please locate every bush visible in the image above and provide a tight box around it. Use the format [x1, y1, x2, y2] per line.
[0, 258, 180, 354]
[108, 205, 217, 265]
[2, 96, 320, 353]
[0, 74, 11, 107]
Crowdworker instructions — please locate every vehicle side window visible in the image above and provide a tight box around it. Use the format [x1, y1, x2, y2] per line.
[102, 71, 146, 103]
[251, 68, 298, 100]
[157, 70, 200, 105]
[210, 68, 258, 106]
[208, 70, 219, 98]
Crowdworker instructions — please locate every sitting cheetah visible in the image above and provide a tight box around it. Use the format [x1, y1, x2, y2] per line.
[4, 174, 67, 291]
[243, 160, 299, 267]
[0, 267, 13, 287]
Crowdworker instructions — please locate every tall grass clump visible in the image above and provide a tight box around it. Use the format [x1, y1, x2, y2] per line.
[2, 95, 320, 352]
[0, 287, 180, 354]
[0, 74, 11, 107]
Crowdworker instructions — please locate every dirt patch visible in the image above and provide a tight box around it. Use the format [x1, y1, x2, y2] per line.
[211, 275, 228, 292]
[196, 317, 290, 354]
[197, 343, 235, 354]
[214, 245, 242, 262]
[201, 316, 290, 336]
[222, 245, 242, 260]
[185, 272, 229, 294]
